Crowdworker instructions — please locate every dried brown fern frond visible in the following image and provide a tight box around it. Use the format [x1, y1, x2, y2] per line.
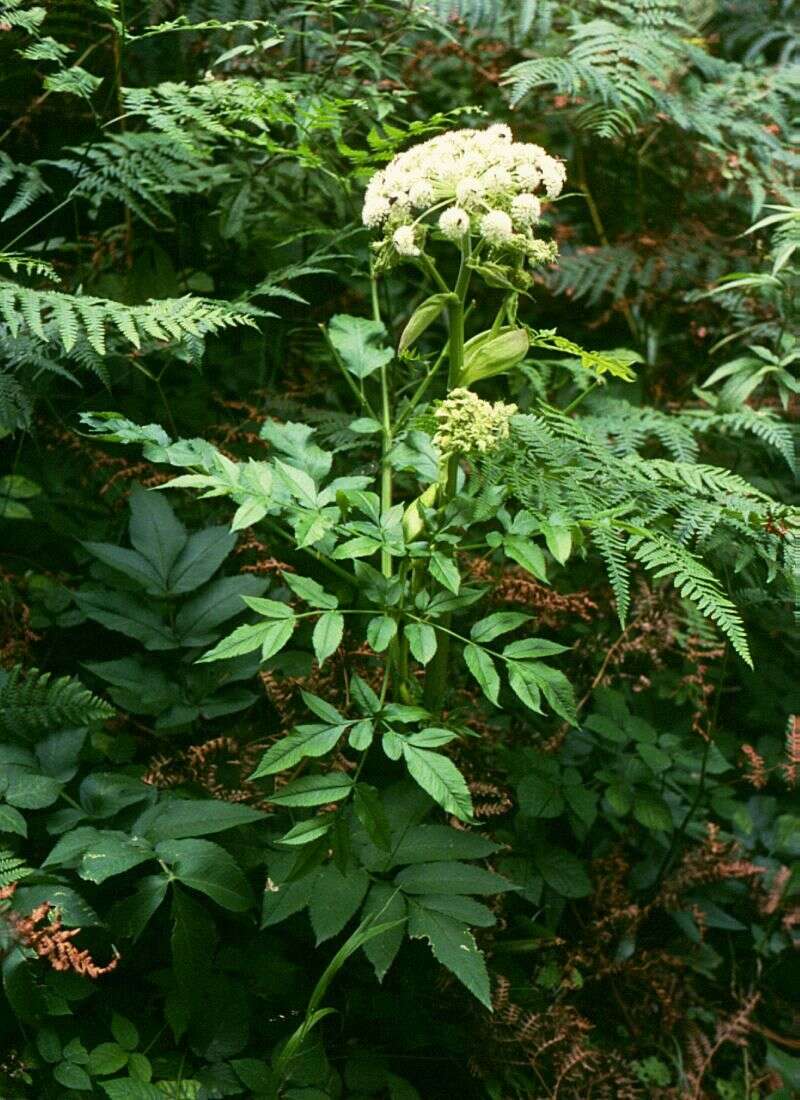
[658, 823, 765, 910]
[683, 992, 760, 1100]
[0, 883, 119, 978]
[144, 734, 268, 807]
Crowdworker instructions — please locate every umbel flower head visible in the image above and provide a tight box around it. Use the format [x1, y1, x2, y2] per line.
[433, 388, 518, 456]
[362, 124, 564, 264]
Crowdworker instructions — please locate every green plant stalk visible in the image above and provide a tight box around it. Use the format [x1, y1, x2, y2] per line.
[423, 238, 471, 713]
[372, 267, 394, 580]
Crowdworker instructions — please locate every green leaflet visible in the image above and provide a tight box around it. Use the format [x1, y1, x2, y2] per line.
[405, 622, 438, 665]
[408, 905, 491, 1009]
[250, 723, 347, 778]
[328, 313, 393, 378]
[401, 744, 473, 821]
[268, 773, 353, 807]
[463, 643, 500, 706]
[312, 610, 344, 666]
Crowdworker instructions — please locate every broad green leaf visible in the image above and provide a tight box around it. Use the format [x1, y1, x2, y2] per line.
[78, 832, 155, 884]
[414, 893, 496, 928]
[231, 498, 268, 531]
[274, 459, 317, 507]
[517, 773, 564, 818]
[361, 882, 407, 981]
[135, 800, 265, 841]
[259, 617, 296, 661]
[405, 622, 437, 665]
[300, 690, 344, 724]
[328, 313, 393, 379]
[101, 1076, 164, 1098]
[633, 792, 673, 831]
[0, 804, 27, 836]
[401, 744, 473, 821]
[408, 906, 491, 1008]
[564, 783, 598, 827]
[282, 572, 338, 609]
[174, 575, 267, 644]
[88, 1042, 129, 1076]
[196, 619, 290, 663]
[75, 589, 177, 651]
[81, 542, 162, 591]
[348, 718, 374, 750]
[390, 824, 502, 866]
[112, 1012, 139, 1056]
[352, 668, 382, 712]
[503, 536, 548, 581]
[382, 703, 430, 724]
[0, 475, 39, 499]
[55, 1063, 92, 1090]
[36, 1028, 61, 1063]
[395, 860, 513, 896]
[429, 552, 460, 595]
[167, 526, 237, 594]
[157, 838, 253, 911]
[309, 863, 370, 943]
[542, 522, 572, 564]
[250, 723, 346, 778]
[108, 875, 169, 941]
[262, 866, 319, 928]
[279, 816, 333, 845]
[332, 535, 382, 559]
[470, 612, 531, 643]
[534, 845, 590, 898]
[312, 610, 344, 666]
[383, 728, 403, 761]
[406, 727, 456, 748]
[367, 614, 397, 653]
[463, 643, 500, 705]
[502, 637, 568, 659]
[293, 509, 334, 548]
[507, 662, 542, 713]
[353, 784, 392, 851]
[241, 595, 294, 619]
[530, 664, 578, 726]
[269, 773, 353, 807]
[128, 487, 187, 586]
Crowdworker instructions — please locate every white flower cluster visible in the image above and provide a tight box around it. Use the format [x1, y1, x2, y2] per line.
[362, 124, 565, 261]
[433, 388, 518, 456]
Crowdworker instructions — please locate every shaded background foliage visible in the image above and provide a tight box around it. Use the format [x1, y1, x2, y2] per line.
[0, 1, 798, 1098]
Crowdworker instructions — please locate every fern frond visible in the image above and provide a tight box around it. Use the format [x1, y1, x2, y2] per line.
[629, 534, 752, 664]
[0, 850, 31, 889]
[591, 524, 631, 624]
[0, 252, 59, 281]
[0, 666, 115, 740]
[0, 279, 260, 354]
[0, 153, 51, 222]
[46, 134, 227, 226]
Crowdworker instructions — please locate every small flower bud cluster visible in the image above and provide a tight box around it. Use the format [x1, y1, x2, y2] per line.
[362, 124, 565, 262]
[433, 388, 518, 456]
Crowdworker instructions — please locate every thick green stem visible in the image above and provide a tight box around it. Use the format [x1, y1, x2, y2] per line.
[373, 268, 394, 580]
[423, 240, 471, 713]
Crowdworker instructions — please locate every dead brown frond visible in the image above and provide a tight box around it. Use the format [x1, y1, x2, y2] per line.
[143, 734, 268, 807]
[0, 883, 119, 978]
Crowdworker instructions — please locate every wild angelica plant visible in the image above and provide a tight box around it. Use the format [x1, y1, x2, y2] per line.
[81, 124, 795, 1024]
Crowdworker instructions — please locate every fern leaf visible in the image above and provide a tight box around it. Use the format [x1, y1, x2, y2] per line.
[0, 666, 115, 740]
[0, 850, 31, 889]
[630, 534, 752, 664]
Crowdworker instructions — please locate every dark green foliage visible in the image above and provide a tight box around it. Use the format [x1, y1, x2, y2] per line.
[0, 1, 798, 1098]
